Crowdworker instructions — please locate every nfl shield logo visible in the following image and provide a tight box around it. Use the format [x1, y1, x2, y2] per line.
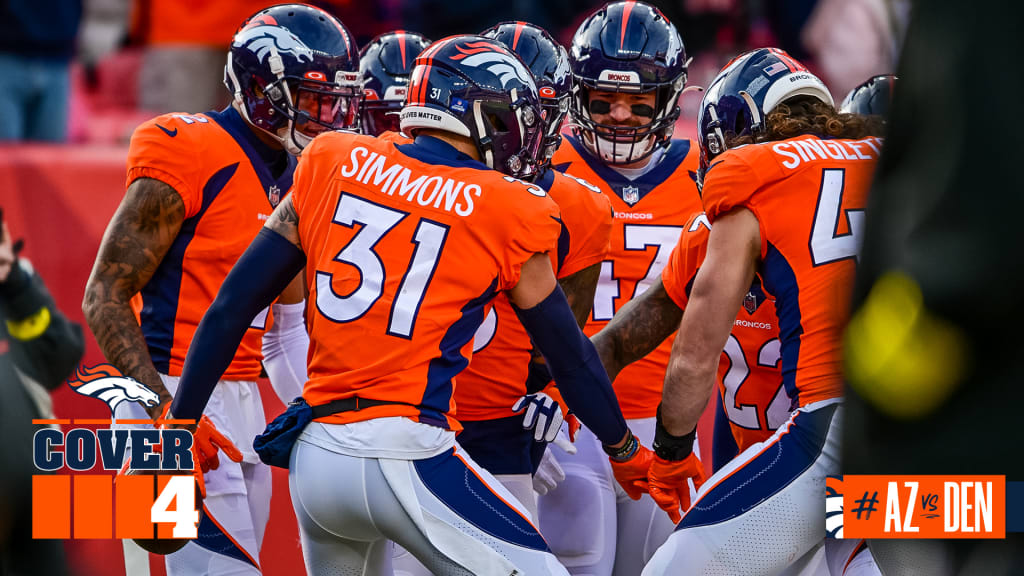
[622, 185, 640, 205]
[268, 185, 281, 206]
[743, 292, 758, 315]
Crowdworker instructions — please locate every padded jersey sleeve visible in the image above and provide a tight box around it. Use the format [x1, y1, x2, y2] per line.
[490, 178, 563, 292]
[551, 171, 613, 279]
[699, 147, 773, 259]
[125, 115, 206, 218]
[661, 212, 711, 309]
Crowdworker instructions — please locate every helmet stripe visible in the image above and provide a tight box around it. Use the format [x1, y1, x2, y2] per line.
[513, 21, 525, 50]
[414, 40, 446, 104]
[398, 30, 408, 68]
[620, 1, 635, 50]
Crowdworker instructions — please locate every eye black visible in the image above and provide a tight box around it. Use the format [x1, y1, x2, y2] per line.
[589, 100, 611, 115]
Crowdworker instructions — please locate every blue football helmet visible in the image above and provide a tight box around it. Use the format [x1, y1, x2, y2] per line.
[224, 4, 363, 154]
[568, 1, 689, 164]
[840, 74, 896, 117]
[482, 22, 570, 176]
[360, 30, 432, 136]
[697, 48, 833, 186]
[401, 35, 545, 179]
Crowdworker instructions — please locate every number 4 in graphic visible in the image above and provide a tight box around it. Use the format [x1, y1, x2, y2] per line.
[809, 169, 865, 266]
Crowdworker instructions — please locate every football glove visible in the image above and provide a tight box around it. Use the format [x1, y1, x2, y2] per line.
[647, 453, 707, 524]
[513, 392, 564, 443]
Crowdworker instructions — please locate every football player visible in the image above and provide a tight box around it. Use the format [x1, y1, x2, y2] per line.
[640, 48, 883, 575]
[593, 210, 786, 475]
[538, 3, 703, 574]
[167, 35, 652, 576]
[81, 5, 362, 573]
[449, 19, 612, 522]
[360, 31, 432, 137]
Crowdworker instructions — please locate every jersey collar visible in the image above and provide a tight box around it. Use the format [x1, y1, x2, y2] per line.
[395, 135, 490, 170]
[557, 135, 692, 206]
[208, 107, 296, 207]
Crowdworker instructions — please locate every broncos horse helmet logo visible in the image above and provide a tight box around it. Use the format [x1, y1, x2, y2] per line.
[237, 25, 314, 65]
[449, 42, 531, 91]
[68, 364, 161, 417]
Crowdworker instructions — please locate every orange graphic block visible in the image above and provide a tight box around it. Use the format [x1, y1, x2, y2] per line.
[32, 475, 71, 539]
[74, 475, 112, 538]
[839, 475, 1005, 539]
[115, 474, 156, 539]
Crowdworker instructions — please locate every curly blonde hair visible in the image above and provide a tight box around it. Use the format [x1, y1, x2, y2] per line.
[725, 97, 885, 148]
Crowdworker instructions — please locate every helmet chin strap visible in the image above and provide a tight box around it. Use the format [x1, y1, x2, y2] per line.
[473, 100, 494, 169]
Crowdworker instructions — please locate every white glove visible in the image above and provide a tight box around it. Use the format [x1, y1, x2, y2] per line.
[533, 429, 577, 495]
[513, 392, 564, 442]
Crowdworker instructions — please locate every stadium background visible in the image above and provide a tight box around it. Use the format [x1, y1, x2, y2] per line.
[0, 0, 905, 574]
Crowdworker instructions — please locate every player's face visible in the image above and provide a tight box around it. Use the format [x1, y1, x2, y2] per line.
[587, 89, 658, 138]
[294, 82, 360, 137]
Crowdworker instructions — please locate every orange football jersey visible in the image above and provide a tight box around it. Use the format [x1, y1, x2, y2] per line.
[127, 108, 291, 380]
[662, 213, 787, 452]
[551, 135, 702, 418]
[700, 134, 882, 407]
[456, 168, 613, 421]
[291, 132, 562, 430]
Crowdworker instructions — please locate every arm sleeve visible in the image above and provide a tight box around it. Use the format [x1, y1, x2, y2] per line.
[261, 301, 309, 404]
[171, 229, 306, 419]
[513, 285, 628, 446]
[0, 262, 84, 389]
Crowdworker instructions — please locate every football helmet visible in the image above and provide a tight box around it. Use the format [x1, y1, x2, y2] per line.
[360, 30, 432, 136]
[482, 22, 570, 176]
[840, 74, 896, 117]
[568, 1, 689, 165]
[697, 48, 832, 186]
[401, 35, 545, 179]
[224, 4, 363, 154]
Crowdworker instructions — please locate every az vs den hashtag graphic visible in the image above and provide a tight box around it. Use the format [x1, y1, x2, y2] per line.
[827, 475, 1007, 539]
[31, 364, 201, 541]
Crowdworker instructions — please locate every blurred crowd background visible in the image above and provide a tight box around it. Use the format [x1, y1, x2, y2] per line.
[0, 0, 910, 145]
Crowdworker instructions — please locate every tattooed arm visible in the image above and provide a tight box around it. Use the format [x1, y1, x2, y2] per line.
[82, 177, 183, 420]
[591, 278, 683, 384]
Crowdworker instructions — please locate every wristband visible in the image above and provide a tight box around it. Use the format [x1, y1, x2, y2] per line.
[653, 404, 696, 461]
[603, 429, 639, 462]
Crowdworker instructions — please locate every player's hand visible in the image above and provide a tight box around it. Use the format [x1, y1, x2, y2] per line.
[609, 444, 655, 501]
[190, 415, 243, 473]
[513, 392, 564, 442]
[565, 413, 581, 443]
[648, 453, 707, 524]
[533, 447, 565, 495]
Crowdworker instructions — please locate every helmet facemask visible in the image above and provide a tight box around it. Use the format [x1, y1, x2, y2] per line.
[536, 92, 569, 177]
[471, 93, 545, 180]
[228, 51, 363, 155]
[570, 75, 683, 165]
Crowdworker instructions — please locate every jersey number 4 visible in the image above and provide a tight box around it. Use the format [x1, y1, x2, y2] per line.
[315, 194, 449, 338]
[810, 168, 865, 266]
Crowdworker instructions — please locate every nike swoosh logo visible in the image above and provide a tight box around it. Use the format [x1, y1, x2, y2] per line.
[156, 124, 178, 137]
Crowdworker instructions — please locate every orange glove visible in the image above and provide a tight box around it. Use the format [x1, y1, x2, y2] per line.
[605, 429, 654, 500]
[565, 413, 581, 443]
[609, 444, 654, 500]
[647, 453, 707, 524]
[162, 407, 243, 498]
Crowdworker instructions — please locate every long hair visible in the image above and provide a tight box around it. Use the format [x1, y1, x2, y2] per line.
[726, 97, 886, 148]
